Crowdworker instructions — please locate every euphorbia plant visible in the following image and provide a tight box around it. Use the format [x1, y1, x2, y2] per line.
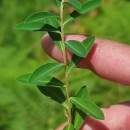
[15, 0, 104, 129]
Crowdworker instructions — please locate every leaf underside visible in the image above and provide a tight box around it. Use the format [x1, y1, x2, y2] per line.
[38, 86, 66, 104]
[48, 32, 62, 50]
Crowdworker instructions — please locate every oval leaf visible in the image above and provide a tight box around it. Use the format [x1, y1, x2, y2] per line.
[15, 22, 44, 31]
[64, 0, 81, 9]
[64, 40, 87, 57]
[64, 0, 102, 25]
[71, 97, 104, 120]
[25, 11, 58, 23]
[38, 86, 66, 104]
[29, 62, 64, 82]
[76, 86, 89, 100]
[63, 124, 74, 130]
[16, 73, 64, 87]
[68, 36, 95, 73]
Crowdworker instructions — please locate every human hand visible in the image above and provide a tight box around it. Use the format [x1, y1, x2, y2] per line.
[42, 34, 130, 130]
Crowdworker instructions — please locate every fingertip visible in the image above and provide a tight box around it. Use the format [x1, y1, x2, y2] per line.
[41, 33, 64, 62]
[41, 33, 51, 52]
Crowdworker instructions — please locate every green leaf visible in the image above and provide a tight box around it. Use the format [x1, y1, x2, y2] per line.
[15, 22, 44, 31]
[44, 17, 60, 29]
[38, 86, 66, 104]
[76, 86, 89, 100]
[25, 11, 58, 23]
[71, 97, 104, 120]
[56, 0, 61, 9]
[29, 62, 64, 83]
[64, 0, 81, 9]
[64, 0, 102, 25]
[48, 32, 62, 51]
[68, 36, 95, 73]
[64, 40, 87, 57]
[72, 86, 89, 129]
[16, 73, 64, 86]
[63, 124, 74, 130]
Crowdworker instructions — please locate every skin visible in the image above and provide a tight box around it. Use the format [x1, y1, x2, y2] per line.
[41, 34, 130, 130]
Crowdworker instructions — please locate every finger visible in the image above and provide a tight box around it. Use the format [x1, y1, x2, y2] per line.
[80, 101, 130, 130]
[41, 34, 130, 85]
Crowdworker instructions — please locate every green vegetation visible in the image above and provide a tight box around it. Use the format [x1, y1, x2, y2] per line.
[15, 1, 104, 129]
[0, 0, 130, 129]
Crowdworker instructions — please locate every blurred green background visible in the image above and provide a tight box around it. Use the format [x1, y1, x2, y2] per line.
[0, 0, 130, 129]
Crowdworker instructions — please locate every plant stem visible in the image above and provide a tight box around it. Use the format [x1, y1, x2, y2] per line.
[60, 0, 72, 124]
